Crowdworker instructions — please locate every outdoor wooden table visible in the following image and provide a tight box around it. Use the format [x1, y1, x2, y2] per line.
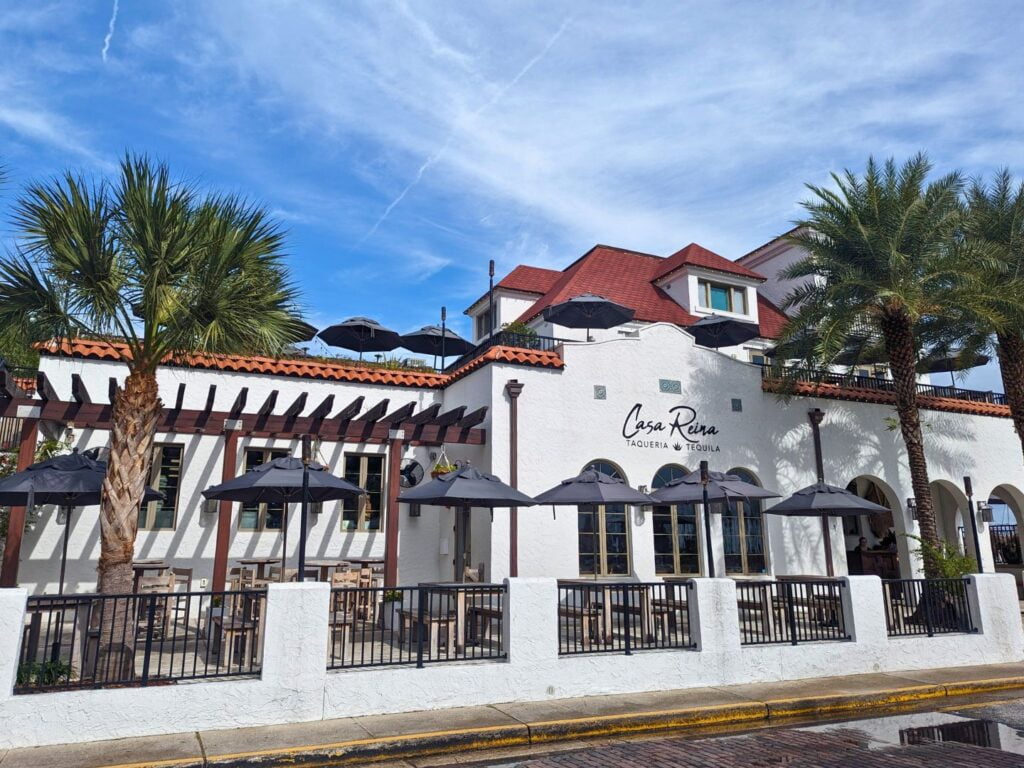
[131, 560, 169, 593]
[235, 557, 282, 582]
[558, 579, 655, 645]
[419, 582, 503, 655]
[343, 557, 385, 586]
[305, 559, 349, 582]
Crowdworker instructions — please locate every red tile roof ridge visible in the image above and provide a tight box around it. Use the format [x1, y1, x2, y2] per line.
[654, 242, 766, 282]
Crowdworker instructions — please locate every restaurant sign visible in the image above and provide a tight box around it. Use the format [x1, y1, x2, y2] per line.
[621, 402, 721, 453]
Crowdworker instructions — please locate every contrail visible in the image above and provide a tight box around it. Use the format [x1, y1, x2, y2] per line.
[101, 0, 119, 62]
[361, 17, 571, 242]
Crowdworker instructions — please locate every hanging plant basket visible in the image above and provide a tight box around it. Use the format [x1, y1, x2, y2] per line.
[430, 449, 458, 478]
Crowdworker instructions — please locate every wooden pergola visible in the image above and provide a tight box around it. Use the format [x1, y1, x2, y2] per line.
[0, 369, 487, 590]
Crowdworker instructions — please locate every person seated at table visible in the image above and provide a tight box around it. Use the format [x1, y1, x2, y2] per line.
[855, 536, 870, 553]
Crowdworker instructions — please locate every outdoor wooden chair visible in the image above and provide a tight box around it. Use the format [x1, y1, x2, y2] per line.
[227, 567, 255, 591]
[398, 603, 456, 658]
[209, 591, 259, 668]
[170, 567, 193, 626]
[137, 572, 176, 639]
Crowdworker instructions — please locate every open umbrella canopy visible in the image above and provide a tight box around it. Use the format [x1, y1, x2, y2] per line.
[400, 325, 475, 356]
[317, 317, 401, 356]
[535, 468, 655, 506]
[202, 457, 365, 503]
[0, 452, 162, 506]
[542, 294, 635, 331]
[397, 465, 536, 507]
[687, 314, 761, 349]
[650, 469, 780, 505]
[291, 321, 319, 343]
[918, 350, 991, 374]
[765, 483, 891, 517]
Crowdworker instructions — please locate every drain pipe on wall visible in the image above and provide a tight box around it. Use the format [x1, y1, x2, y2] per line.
[807, 408, 834, 577]
[506, 379, 524, 577]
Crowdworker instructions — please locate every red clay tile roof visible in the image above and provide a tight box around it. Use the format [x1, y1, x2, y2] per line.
[11, 376, 35, 396]
[762, 377, 1012, 418]
[497, 265, 561, 294]
[514, 243, 786, 338]
[653, 243, 766, 282]
[38, 339, 562, 390]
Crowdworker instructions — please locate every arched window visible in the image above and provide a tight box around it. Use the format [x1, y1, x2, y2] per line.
[722, 468, 767, 575]
[652, 465, 700, 575]
[578, 460, 631, 576]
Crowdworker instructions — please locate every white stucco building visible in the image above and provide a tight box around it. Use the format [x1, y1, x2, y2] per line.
[3, 235, 1023, 594]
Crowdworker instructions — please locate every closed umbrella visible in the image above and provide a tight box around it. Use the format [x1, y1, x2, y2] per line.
[0, 451, 162, 594]
[535, 468, 655, 580]
[318, 317, 401, 361]
[542, 294, 635, 341]
[687, 314, 761, 349]
[202, 455, 365, 581]
[651, 462, 780, 578]
[398, 465, 537, 581]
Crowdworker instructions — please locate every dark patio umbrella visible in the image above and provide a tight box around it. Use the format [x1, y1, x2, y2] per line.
[542, 293, 635, 341]
[202, 455, 365, 581]
[687, 314, 761, 349]
[291, 321, 319, 343]
[0, 451, 162, 594]
[765, 484, 889, 578]
[918, 349, 991, 388]
[318, 317, 401, 361]
[397, 465, 537, 581]
[400, 325, 475, 367]
[651, 463, 780, 578]
[535, 468, 655, 580]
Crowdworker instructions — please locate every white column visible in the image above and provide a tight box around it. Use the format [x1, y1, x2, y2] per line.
[504, 577, 558, 665]
[967, 573, 1023, 646]
[261, 581, 330, 719]
[688, 578, 740, 651]
[0, 588, 27, 701]
[841, 575, 887, 645]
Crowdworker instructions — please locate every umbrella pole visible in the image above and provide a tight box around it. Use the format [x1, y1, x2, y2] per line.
[298, 436, 311, 582]
[281, 505, 288, 582]
[700, 461, 715, 578]
[807, 409, 834, 577]
[58, 506, 71, 596]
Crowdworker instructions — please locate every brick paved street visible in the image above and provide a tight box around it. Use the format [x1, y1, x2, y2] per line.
[466, 705, 1024, 768]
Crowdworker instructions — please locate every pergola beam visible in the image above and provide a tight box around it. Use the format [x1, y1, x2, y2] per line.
[409, 403, 441, 424]
[71, 374, 91, 405]
[333, 395, 364, 422]
[457, 406, 488, 429]
[282, 392, 307, 420]
[309, 394, 335, 421]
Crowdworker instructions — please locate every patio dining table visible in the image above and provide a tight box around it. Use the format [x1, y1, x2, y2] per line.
[418, 582, 504, 654]
[235, 557, 283, 583]
[131, 560, 169, 593]
[305, 559, 350, 582]
[558, 579, 659, 646]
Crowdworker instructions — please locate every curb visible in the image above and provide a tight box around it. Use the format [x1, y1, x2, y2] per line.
[91, 677, 1024, 768]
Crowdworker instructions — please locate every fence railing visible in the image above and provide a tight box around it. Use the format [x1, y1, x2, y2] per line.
[760, 364, 1008, 406]
[881, 578, 977, 637]
[327, 584, 507, 669]
[557, 581, 694, 655]
[443, 331, 567, 372]
[16, 590, 266, 694]
[989, 525, 1022, 565]
[736, 580, 849, 646]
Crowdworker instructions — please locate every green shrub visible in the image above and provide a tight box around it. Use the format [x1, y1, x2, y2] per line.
[906, 534, 977, 579]
[17, 659, 73, 687]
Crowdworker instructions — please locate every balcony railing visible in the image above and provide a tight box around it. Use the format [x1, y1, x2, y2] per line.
[760, 364, 1008, 406]
[443, 331, 567, 372]
[990, 524, 1022, 565]
[736, 579, 849, 645]
[881, 578, 977, 637]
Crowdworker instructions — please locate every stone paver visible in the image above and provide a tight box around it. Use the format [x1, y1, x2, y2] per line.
[355, 705, 524, 738]
[198, 717, 371, 759]
[0, 732, 203, 768]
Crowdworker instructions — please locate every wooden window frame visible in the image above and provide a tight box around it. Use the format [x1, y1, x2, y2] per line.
[238, 448, 289, 531]
[722, 468, 768, 576]
[342, 453, 386, 532]
[140, 443, 184, 531]
[698, 279, 748, 314]
[578, 460, 632, 577]
[652, 465, 700, 576]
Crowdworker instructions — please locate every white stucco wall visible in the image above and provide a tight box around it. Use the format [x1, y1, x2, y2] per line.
[0, 574, 1019, 749]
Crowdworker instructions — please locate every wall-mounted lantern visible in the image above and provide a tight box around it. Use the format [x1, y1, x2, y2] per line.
[906, 497, 918, 521]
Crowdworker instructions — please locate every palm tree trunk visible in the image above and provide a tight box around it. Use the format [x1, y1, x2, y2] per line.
[996, 331, 1024, 465]
[96, 370, 161, 680]
[880, 309, 941, 575]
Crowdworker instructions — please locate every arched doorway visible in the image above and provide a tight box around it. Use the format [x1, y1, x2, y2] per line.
[844, 476, 901, 579]
[651, 464, 699, 576]
[722, 468, 768, 576]
[578, 460, 631, 576]
[929, 480, 971, 556]
[988, 484, 1024, 569]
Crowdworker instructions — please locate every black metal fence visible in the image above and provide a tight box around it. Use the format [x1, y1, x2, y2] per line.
[989, 524, 1022, 565]
[557, 581, 694, 655]
[736, 580, 849, 646]
[328, 584, 507, 669]
[443, 331, 567, 372]
[760, 364, 1008, 405]
[16, 590, 266, 694]
[881, 578, 977, 637]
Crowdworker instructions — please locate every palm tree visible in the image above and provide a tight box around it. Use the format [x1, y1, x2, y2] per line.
[0, 154, 305, 595]
[780, 154, 1004, 568]
[962, 170, 1024, 463]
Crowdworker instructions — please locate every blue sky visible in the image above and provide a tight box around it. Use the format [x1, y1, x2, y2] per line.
[0, 1, 1021, 389]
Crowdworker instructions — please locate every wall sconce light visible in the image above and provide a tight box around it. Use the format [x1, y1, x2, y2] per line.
[977, 501, 994, 524]
[203, 498, 218, 514]
[409, 504, 421, 518]
[906, 497, 918, 521]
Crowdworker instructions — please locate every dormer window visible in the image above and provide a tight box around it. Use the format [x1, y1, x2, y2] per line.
[698, 279, 748, 314]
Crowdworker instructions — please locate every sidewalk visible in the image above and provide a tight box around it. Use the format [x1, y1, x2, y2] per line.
[3, 662, 1024, 768]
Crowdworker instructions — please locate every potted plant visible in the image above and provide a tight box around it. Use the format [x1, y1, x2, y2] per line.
[430, 460, 458, 479]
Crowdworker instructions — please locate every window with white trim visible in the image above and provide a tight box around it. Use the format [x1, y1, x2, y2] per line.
[698, 279, 748, 314]
[342, 454, 385, 531]
[652, 464, 700, 575]
[140, 444, 183, 530]
[578, 460, 631, 576]
[721, 467, 767, 575]
[238, 448, 289, 530]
